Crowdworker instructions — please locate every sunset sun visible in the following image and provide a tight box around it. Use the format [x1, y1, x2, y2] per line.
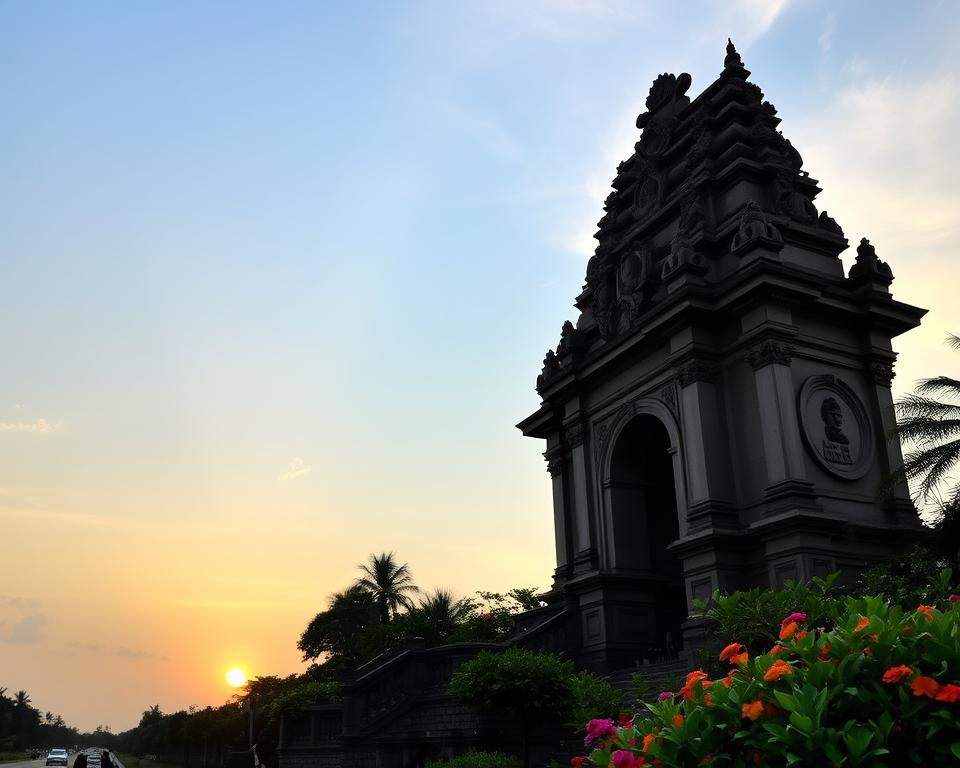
[225, 668, 247, 688]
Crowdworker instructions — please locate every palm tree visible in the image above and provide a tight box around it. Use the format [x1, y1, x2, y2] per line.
[354, 552, 419, 624]
[412, 589, 476, 644]
[895, 334, 960, 505]
[894, 333, 960, 563]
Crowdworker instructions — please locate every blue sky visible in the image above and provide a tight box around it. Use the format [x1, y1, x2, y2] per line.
[1, 0, 959, 731]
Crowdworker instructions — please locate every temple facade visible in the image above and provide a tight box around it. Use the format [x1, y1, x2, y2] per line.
[518, 41, 927, 671]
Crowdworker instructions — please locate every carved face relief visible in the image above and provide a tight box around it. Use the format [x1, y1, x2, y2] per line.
[798, 376, 874, 480]
[619, 252, 641, 295]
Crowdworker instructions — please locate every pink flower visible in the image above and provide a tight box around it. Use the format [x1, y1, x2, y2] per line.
[949, 594, 960, 603]
[657, 691, 674, 700]
[782, 612, 806, 625]
[584, 718, 616, 746]
[612, 750, 642, 768]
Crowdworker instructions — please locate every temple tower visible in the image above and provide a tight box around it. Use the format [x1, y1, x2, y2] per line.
[517, 42, 926, 671]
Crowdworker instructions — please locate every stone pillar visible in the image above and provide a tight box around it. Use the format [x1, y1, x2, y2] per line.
[565, 419, 597, 571]
[545, 449, 573, 582]
[677, 360, 736, 529]
[747, 340, 809, 494]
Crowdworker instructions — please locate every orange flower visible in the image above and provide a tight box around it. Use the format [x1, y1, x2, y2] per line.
[642, 733, 656, 753]
[854, 615, 869, 632]
[778, 621, 798, 640]
[863, 647, 873, 657]
[741, 699, 763, 721]
[793, 630, 808, 641]
[717, 676, 733, 688]
[867, 633, 878, 643]
[679, 670, 710, 700]
[935, 684, 960, 703]
[910, 676, 940, 698]
[767, 644, 786, 656]
[763, 660, 794, 682]
[817, 643, 830, 661]
[671, 714, 683, 728]
[684, 670, 708, 686]
[703, 693, 712, 706]
[720, 642, 743, 661]
[901, 626, 912, 637]
[882, 665, 914, 683]
[916, 605, 936, 622]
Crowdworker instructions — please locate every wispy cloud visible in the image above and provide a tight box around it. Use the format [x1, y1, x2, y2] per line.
[114, 646, 168, 661]
[0, 507, 108, 526]
[0, 615, 47, 645]
[277, 457, 311, 482]
[819, 11, 837, 55]
[0, 594, 42, 610]
[0, 418, 60, 434]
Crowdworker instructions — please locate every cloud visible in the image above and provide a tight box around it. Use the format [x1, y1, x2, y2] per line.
[114, 646, 167, 661]
[0, 615, 47, 644]
[0, 594, 42, 610]
[0, 418, 59, 433]
[277, 457, 311, 482]
[0, 507, 108, 526]
[725, 0, 791, 46]
[819, 11, 836, 55]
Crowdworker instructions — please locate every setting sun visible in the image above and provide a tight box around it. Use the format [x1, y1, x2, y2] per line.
[225, 668, 247, 688]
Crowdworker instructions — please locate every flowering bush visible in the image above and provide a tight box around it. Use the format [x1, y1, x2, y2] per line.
[573, 594, 960, 766]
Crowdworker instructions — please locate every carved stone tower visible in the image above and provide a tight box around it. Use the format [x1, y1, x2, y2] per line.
[517, 42, 926, 671]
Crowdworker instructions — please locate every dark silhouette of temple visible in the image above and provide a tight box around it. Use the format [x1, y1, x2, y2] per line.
[518, 39, 925, 670]
[278, 41, 926, 768]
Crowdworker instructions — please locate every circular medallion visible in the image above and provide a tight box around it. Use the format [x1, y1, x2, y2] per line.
[797, 375, 874, 480]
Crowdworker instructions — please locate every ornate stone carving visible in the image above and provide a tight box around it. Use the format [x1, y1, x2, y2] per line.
[634, 174, 663, 216]
[536, 349, 560, 392]
[731, 201, 783, 254]
[848, 238, 893, 284]
[636, 73, 692, 128]
[659, 382, 678, 417]
[546, 456, 565, 477]
[798, 375, 875, 480]
[774, 169, 817, 223]
[747, 340, 794, 370]
[661, 223, 705, 278]
[565, 422, 585, 448]
[818, 210, 844, 236]
[870, 361, 896, 387]
[593, 402, 635, 467]
[678, 360, 718, 387]
[556, 320, 583, 356]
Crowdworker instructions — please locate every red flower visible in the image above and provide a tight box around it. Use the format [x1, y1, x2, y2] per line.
[817, 643, 830, 661]
[882, 665, 913, 683]
[671, 714, 683, 728]
[935, 684, 960, 702]
[719, 642, 743, 661]
[618, 714, 633, 728]
[910, 676, 940, 698]
[767, 644, 787, 656]
[916, 605, 936, 621]
[571, 758, 585, 768]
[854, 615, 869, 632]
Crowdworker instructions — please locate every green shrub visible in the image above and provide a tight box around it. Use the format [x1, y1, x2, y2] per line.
[267, 680, 339, 717]
[859, 547, 957, 609]
[574, 592, 960, 767]
[425, 751, 520, 768]
[691, 573, 840, 654]
[567, 671, 624, 729]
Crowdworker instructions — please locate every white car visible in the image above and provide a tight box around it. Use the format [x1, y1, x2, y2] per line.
[46, 750, 68, 767]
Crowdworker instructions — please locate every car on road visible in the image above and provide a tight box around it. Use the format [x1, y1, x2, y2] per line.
[46, 750, 69, 767]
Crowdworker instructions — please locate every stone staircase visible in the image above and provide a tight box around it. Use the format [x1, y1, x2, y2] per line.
[607, 657, 694, 705]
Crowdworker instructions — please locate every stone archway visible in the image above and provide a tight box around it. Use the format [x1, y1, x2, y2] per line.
[605, 413, 686, 655]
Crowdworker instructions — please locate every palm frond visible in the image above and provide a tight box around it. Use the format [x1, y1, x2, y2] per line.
[914, 376, 960, 400]
[897, 417, 960, 445]
[896, 394, 960, 420]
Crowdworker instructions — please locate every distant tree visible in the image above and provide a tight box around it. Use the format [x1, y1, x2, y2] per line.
[401, 589, 476, 645]
[354, 552, 419, 623]
[298, 585, 382, 663]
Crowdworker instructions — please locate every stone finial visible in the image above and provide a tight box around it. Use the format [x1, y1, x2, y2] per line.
[818, 210, 844, 237]
[636, 72, 692, 129]
[724, 38, 742, 68]
[731, 200, 783, 255]
[848, 238, 893, 285]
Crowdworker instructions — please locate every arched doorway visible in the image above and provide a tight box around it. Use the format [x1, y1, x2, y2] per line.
[607, 414, 686, 655]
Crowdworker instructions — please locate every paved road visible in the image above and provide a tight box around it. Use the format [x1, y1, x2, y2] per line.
[3, 754, 124, 768]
